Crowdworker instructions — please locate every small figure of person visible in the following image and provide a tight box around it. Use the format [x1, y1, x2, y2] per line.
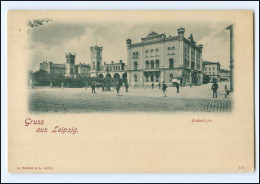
[125, 82, 129, 92]
[91, 82, 96, 94]
[158, 82, 161, 89]
[211, 80, 219, 98]
[176, 82, 180, 93]
[61, 82, 64, 90]
[224, 84, 230, 98]
[50, 81, 53, 88]
[85, 82, 88, 90]
[190, 84, 192, 88]
[116, 82, 121, 95]
[102, 83, 105, 92]
[151, 83, 154, 89]
[162, 81, 167, 97]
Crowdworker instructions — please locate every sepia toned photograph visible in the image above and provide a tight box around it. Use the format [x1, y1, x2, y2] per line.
[27, 17, 234, 113]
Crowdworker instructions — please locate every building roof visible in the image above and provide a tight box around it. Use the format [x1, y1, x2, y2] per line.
[220, 69, 230, 73]
[129, 29, 202, 50]
[52, 63, 65, 68]
[202, 61, 221, 66]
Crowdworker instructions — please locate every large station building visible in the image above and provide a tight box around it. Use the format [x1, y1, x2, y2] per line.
[126, 28, 203, 86]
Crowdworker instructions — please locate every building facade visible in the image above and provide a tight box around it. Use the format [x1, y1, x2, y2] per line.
[202, 61, 221, 82]
[39, 52, 91, 78]
[126, 28, 203, 86]
[220, 69, 230, 81]
[40, 61, 66, 75]
[89, 45, 127, 80]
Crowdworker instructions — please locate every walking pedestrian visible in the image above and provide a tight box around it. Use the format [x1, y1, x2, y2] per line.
[125, 82, 129, 92]
[102, 83, 105, 91]
[158, 82, 161, 89]
[116, 82, 121, 95]
[211, 80, 218, 98]
[176, 82, 180, 93]
[162, 81, 167, 97]
[224, 84, 230, 98]
[61, 82, 64, 90]
[91, 82, 96, 94]
[151, 83, 154, 89]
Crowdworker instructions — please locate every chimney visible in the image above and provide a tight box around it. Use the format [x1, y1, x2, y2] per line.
[198, 44, 203, 50]
[177, 27, 185, 37]
[126, 38, 132, 45]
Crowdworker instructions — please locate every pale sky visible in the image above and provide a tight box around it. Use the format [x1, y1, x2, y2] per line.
[29, 20, 232, 71]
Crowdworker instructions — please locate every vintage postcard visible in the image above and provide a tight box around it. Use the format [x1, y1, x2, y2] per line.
[8, 10, 254, 173]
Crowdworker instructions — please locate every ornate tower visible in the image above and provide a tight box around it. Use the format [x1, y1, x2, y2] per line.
[90, 46, 103, 77]
[65, 52, 76, 78]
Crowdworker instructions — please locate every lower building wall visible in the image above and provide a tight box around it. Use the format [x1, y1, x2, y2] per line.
[128, 69, 202, 87]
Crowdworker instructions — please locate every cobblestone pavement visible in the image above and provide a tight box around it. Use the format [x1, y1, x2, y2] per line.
[29, 82, 233, 113]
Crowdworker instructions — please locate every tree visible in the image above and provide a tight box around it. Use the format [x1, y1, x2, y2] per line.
[33, 69, 50, 86]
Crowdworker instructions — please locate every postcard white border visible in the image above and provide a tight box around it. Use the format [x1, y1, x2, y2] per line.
[1, 1, 259, 183]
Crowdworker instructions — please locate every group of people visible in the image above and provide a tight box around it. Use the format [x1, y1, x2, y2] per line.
[151, 82, 180, 97]
[159, 80, 230, 98]
[84, 80, 230, 98]
[85, 82, 129, 96]
[211, 81, 230, 98]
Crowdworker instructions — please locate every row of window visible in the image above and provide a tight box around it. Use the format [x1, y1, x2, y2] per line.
[105, 65, 122, 71]
[204, 66, 216, 70]
[206, 72, 216, 75]
[134, 75, 160, 82]
[133, 59, 175, 70]
[133, 73, 178, 82]
[132, 47, 176, 59]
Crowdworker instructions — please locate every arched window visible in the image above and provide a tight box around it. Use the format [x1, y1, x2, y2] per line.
[134, 75, 137, 82]
[156, 49, 159, 56]
[145, 50, 149, 57]
[155, 60, 159, 69]
[132, 52, 136, 59]
[145, 60, 149, 69]
[168, 47, 175, 54]
[151, 75, 154, 82]
[150, 60, 154, 69]
[167, 47, 171, 54]
[134, 62, 138, 70]
[151, 49, 154, 57]
[146, 75, 149, 82]
[169, 74, 173, 82]
[97, 62, 100, 70]
[169, 58, 174, 68]
[172, 47, 175, 54]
